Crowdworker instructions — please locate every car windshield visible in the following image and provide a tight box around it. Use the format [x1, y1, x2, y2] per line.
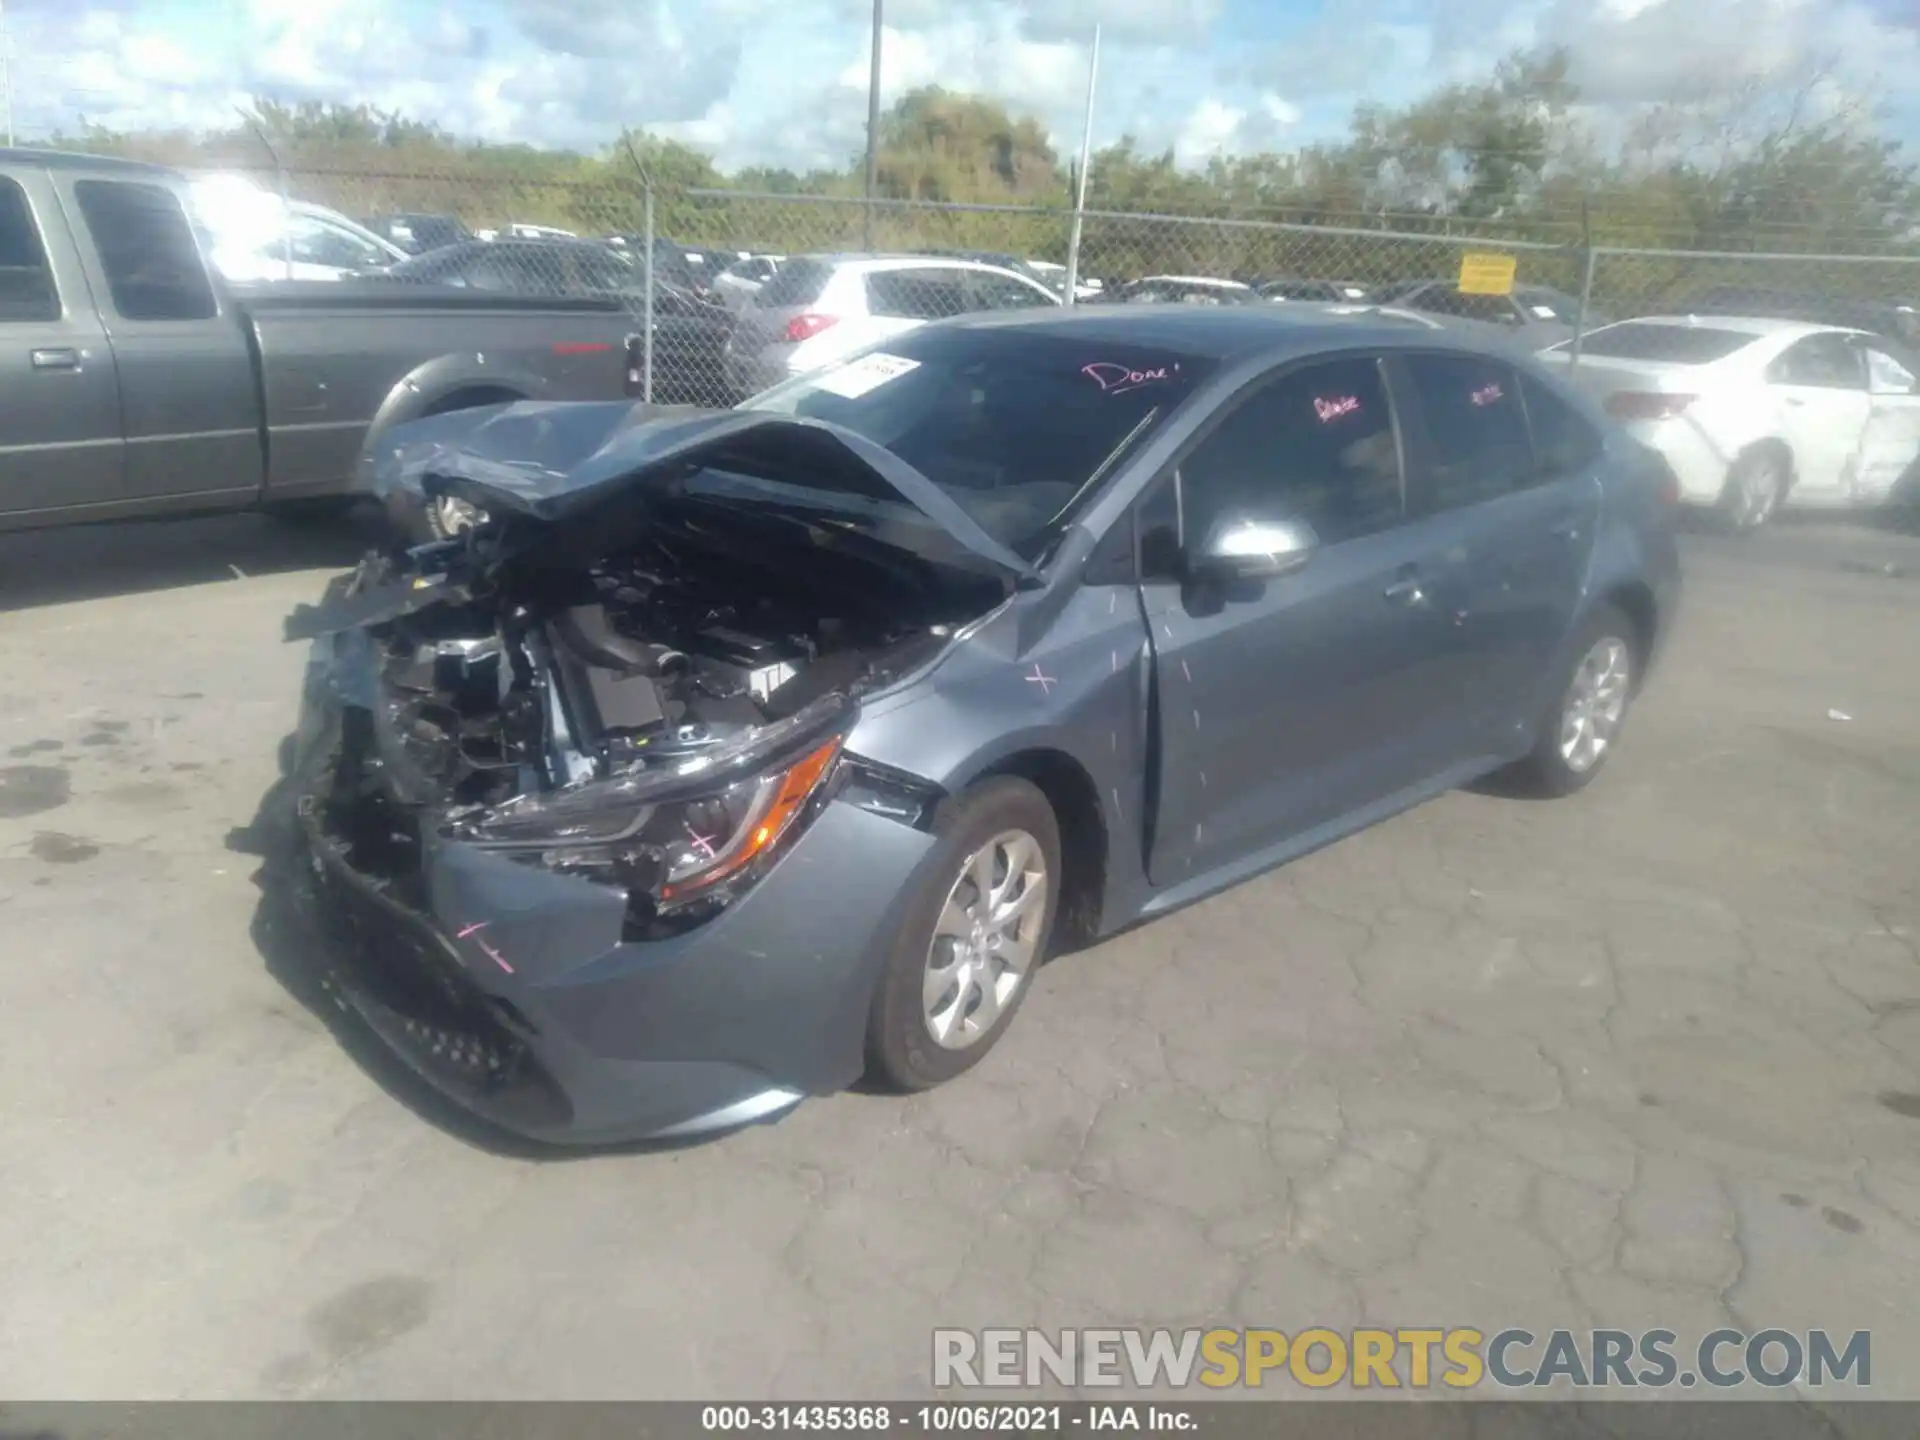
[739, 326, 1215, 555]
[1571, 322, 1757, 364]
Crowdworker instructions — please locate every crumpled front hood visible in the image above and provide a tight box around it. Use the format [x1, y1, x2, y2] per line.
[372, 399, 1039, 582]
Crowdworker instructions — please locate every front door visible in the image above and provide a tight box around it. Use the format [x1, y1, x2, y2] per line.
[0, 169, 124, 515]
[1766, 332, 1871, 502]
[1140, 354, 1475, 888]
[1856, 339, 1920, 502]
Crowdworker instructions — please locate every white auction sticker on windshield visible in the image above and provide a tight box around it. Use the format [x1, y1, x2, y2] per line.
[815, 353, 921, 399]
[1530, 305, 1558, 319]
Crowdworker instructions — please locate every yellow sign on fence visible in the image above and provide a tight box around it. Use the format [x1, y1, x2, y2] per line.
[1457, 252, 1518, 296]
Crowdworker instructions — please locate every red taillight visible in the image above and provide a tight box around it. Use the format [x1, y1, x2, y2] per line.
[1606, 390, 1695, 422]
[782, 313, 838, 343]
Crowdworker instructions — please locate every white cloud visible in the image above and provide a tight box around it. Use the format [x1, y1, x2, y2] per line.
[3, 0, 1917, 183]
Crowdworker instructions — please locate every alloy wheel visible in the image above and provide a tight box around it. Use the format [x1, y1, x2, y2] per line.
[1558, 636, 1632, 774]
[922, 829, 1048, 1051]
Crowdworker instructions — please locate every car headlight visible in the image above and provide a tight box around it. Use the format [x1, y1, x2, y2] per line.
[441, 692, 855, 919]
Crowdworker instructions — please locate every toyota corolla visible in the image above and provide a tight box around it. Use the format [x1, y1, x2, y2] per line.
[282, 305, 1681, 1145]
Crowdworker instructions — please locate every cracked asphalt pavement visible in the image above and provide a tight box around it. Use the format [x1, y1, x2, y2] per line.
[2, 511, 1918, 1401]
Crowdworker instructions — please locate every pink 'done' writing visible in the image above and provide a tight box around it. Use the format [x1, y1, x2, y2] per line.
[1470, 381, 1504, 407]
[1083, 361, 1174, 394]
[1314, 394, 1362, 422]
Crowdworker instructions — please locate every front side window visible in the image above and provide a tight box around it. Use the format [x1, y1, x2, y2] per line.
[740, 328, 1215, 553]
[1178, 357, 1403, 547]
[73, 179, 217, 321]
[0, 178, 59, 321]
[1769, 334, 1866, 390]
[285, 215, 388, 270]
[1402, 353, 1536, 507]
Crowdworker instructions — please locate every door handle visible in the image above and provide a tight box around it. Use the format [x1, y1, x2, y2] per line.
[31, 347, 80, 371]
[1782, 396, 1806, 407]
[1384, 570, 1426, 606]
[1551, 521, 1583, 542]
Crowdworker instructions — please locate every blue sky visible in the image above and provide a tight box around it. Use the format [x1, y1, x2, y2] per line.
[5, 0, 1917, 173]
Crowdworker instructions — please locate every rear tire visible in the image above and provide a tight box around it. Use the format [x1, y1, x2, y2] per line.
[865, 777, 1061, 1092]
[1718, 446, 1787, 534]
[1510, 605, 1638, 798]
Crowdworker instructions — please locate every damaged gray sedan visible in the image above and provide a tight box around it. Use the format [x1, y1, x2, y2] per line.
[284, 306, 1681, 1145]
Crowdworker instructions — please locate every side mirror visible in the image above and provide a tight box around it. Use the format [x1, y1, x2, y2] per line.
[1196, 515, 1319, 580]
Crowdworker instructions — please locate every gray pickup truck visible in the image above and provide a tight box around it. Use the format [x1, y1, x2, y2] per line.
[0, 148, 644, 534]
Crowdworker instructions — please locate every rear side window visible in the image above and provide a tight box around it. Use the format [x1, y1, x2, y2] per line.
[1402, 353, 1536, 506]
[73, 179, 217, 321]
[1520, 373, 1604, 477]
[867, 268, 973, 320]
[755, 258, 831, 308]
[0, 178, 58, 321]
[1577, 322, 1754, 364]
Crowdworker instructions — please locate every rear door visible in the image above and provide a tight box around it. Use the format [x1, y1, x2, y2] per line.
[1140, 353, 1479, 887]
[1855, 338, 1920, 502]
[1389, 351, 1602, 753]
[1765, 332, 1871, 501]
[0, 167, 124, 516]
[58, 174, 262, 504]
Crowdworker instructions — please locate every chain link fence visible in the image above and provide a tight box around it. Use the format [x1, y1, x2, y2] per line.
[192, 158, 1920, 412]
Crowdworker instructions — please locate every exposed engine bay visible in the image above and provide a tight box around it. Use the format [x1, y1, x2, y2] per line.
[296, 510, 998, 935]
[375, 529, 986, 806]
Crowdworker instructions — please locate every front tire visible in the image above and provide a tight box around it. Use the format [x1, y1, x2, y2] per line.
[1510, 605, 1638, 797]
[865, 777, 1061, 1092]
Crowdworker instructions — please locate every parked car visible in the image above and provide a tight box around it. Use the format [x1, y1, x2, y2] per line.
[1674, 285, 1920, 347]
[361, 212, 475, 255]
[1104, 275, 1259, 306]
[373, 238, 735, 411]
[1257, 277, 1373, 303]
[721, 253, 1061, 398]
[283, 304, 1680, 1144]
[0, 149, 642, 534]
[602, 236, 728, 298]
[1375, 280, 1596, 348]
[1022, 258, 1102, 300]
[507, 222, 577, 240]
[1538, 315, 1920, 530]
[712, 253, 784, 312]
[189, 177, 409, 282]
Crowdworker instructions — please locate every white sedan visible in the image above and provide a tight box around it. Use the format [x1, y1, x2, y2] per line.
[1538, 316, 1920, 530]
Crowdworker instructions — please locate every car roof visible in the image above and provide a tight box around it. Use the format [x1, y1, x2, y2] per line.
[1138, 275, 1252, 288]
[940, 302, 1521, 362]
[1601, 314, 1855, 339]
[0, 147, 177, 178]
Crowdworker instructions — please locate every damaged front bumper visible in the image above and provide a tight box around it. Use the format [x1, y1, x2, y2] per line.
[285, 626, 938, 1147]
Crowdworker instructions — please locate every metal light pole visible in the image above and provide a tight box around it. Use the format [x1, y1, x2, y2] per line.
[1061, 24, 1101, 308]
[863, 0, 883, 251]
[2, 1, 14, 148]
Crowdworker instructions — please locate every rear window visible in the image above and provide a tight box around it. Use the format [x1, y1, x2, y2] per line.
[1576, 322, 1755, 364]
[755, 258, 832, 309]
[73, 179, 218, 322]
[740, 327, 1216, 554]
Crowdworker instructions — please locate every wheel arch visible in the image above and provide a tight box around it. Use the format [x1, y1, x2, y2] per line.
[958, 746, 1109, 952]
